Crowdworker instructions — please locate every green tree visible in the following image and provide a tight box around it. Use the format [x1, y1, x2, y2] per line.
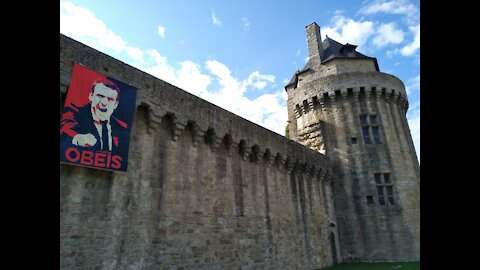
[285, 124, 290, 139]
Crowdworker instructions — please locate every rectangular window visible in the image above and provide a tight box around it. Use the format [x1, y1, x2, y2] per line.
[379, 197, 385, 205]
[372, 127, 381, 144]
[383, 173, 390, 183]
[376, 186, 384, 196]
[360, 114, 382, 144]
[362, 127, 371, 144]
[351, 137, 357, 144]
[374, 172, 395, 206]
[360, 115, 368, 125]
[374, 173, 382, 184]
[386, 186, 393, 196]
[388, 197, 395, 205]
[366, 195, 374, 205]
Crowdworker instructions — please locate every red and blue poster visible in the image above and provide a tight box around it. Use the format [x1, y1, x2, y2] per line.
[60, 64, 137, 172]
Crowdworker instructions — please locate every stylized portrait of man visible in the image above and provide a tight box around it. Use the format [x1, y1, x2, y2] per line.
[60, 64, 137, 171]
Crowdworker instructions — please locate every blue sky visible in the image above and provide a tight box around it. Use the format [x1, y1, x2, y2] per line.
[60, 0, 420, 160]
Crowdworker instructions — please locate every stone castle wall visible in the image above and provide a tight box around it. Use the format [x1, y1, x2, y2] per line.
[286, 67, 420, 262]
[60, 34, 336, 270]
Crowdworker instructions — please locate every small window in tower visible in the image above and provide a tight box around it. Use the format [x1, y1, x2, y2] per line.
[374, 172, 395, 206]
[372, 127, 381, 144]
[360, 115, 368, 125]
[388, 197, 395, 205]
[366, 195, 374, 205]
[374, 173, 382, 184]
[360, 114, 382, 145]
[362, 127, 371, 144]
[351, 137, 357, 144]
[379, 197, 386, 205]
[377, 186, 384, 196]
[386, 186, 393, 196]
[384, 173, 390, 183]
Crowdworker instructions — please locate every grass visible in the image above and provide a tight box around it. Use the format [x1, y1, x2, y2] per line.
[318, 261, 420, 270]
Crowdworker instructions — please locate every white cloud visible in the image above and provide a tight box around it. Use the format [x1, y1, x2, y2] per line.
[405, 75, 420, 95]
[296, 49, 301, 56]
[212, 9, 222, 27]
[137, 50, 211, 96]
[157, 25, 166, 38]
[245, 71, 275, 90]
[373, 23, 404, 48]
[322, 16, 375, 48]
[359, 0, 419, 24]
[400, 25, 420, 56]
[60, 1, 141, 56]
[241, 17, 250, 36]
[174, 61, 212, 96]
[241, 17, 250, 28]
[201, 61, 286, 134]
[125, 47, 144, 60]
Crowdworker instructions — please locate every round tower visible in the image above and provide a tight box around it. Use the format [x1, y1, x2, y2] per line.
[285, 22, 420, 262]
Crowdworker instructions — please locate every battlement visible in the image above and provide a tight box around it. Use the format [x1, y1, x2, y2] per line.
[288, 72, 409, 118]
[60, 34, 329, 179]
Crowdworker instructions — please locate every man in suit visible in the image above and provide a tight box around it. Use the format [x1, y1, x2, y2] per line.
[60, 77, 129, 169]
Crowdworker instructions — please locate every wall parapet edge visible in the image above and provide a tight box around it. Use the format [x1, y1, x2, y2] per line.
[60, 34, 329, 177]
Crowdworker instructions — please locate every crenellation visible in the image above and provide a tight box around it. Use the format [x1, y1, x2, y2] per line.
[315, 168, 324, 182]
[391, 90, 399, 103]
[275, 153, 286, 170]
[318, 170, 328, 184]
[203, 128, 216, 149]
[222, 133, 233, 149]
[172, 121, 187, 141]
[249, 145, 260, 163]
[238, 140, 248, 161]
[384, 88, 392, 103]
[353, 88, 360, 102]
[364, 87, 372, 100]
[263, 148, 274, 167]
[340, 88, 348, 99]
[319, 95, 326, 110]
[330, 91, 337, 105]
[210, 135, 223, 152]
[228, 140, 239, 157]
[138, 102, 161, 134]
[294, 104, 301, 118]
[285, 157, 295, 173]
[308, 99, 315, 111]
[301, 100, 309, 114]
[312, 96, 319, 109]
[396, 91, 403, 104]
[374, 87, 382, 102]
[195, 126, 206, 147]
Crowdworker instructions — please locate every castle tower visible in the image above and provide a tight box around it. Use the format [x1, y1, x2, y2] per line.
[285, 22, 420, 262]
